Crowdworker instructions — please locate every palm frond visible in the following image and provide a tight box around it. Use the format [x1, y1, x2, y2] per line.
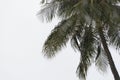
[70, 24, 84, 52]
[108, 24, 120, 49]
[95, 45, 108, 72]
[76, 25, 96, 79]
[38, 1, 59, 22]
[57, 0, 80, 19]
[42, 15, 77, 58]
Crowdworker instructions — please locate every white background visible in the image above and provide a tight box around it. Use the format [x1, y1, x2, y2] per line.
[0, 0, 120, 80]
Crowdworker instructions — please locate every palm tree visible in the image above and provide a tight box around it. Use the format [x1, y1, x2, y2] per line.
[39, 0, 120, 80]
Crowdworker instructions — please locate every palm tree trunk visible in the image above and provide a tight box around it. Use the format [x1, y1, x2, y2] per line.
[98, 26, 120, 80]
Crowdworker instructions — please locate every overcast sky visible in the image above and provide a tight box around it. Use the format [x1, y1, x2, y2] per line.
[0, 0, 120, 80]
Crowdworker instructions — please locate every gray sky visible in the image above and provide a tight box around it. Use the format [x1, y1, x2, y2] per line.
[0, 0, 120, 80]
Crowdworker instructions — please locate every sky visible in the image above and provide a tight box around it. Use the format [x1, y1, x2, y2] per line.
[0, 0, 120, 80]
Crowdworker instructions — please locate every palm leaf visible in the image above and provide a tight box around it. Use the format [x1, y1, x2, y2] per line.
[76, 26, 96, 79]
[95, 45, 108, 72]
[38, 1, 59, 22]
[108, 23, 120, 49]
[42, 15, 77, 58]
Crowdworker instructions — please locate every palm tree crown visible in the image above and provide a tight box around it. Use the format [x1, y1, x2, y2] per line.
[39, 0, 120, 80]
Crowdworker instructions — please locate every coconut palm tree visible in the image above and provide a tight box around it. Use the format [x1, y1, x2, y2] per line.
[39, 0, 120, 80]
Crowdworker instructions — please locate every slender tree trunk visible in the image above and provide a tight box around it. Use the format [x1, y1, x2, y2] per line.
[98, 26, 120, 80]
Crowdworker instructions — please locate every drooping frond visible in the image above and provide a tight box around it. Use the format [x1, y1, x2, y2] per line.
[76, 25, 96, 79]
[70, 24, 84, 52]
[95, 45, 108, 72]
[42, 15, 77, 58]
[108, 24, 120, 49]
[38, 0, 59, 21]
[57, 0, 79, 18]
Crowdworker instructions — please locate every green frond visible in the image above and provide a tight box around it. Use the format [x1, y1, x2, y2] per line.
[42, 15, 77, 58]
[77, 61, 90, 80]
[95, 45, 108, 72]
[71, 35, 81, 52]
[57, 0, 80, 19]
[70, 24, 84, 52]
[107, 24, 120, 49]
[76, 25, 96, 79]
[107, 6, 120, 49]
[38, 1, 58, 22]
